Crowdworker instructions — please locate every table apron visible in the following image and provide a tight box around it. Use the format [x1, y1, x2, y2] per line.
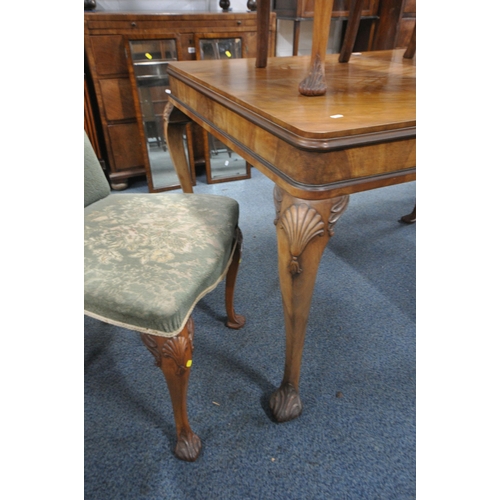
[169, 87, 416, 200]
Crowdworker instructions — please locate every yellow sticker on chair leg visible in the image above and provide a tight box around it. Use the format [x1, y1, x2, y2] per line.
[186, 360, 192, 368]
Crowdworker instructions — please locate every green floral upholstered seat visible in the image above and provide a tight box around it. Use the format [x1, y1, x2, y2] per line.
[85, 191, 239, 337]
[84, 131, 244, 461]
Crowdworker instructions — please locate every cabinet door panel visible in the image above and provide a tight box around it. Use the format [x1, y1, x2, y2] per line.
[108, 123, 144, 171]
[100, 78, 136, 121]
[90, 36, 128, 75]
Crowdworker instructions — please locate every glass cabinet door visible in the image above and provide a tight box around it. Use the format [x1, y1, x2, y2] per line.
[129, 39, 192, 191]
[198, 38, 242, 60]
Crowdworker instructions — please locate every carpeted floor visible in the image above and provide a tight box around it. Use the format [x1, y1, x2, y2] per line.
[85, 167, 416, 499]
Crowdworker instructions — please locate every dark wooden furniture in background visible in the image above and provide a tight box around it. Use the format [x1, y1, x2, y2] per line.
[371, 0, 415, 51]
[84, 12, 276, 191]
[84, 76, 103, 162]
[272, 0, 415, 56]
[337, 0, 416, 62]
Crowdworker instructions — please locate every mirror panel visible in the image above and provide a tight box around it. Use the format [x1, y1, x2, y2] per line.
[204, 131, 251, 183]
[129, 39, 192, 191]
[197, 36, 250, 183]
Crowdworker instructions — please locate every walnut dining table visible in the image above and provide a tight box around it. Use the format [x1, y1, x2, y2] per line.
[164, 48, 416, 423]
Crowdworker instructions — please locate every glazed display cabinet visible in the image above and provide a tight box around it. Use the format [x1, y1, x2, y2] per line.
[84, 12, 276, 191]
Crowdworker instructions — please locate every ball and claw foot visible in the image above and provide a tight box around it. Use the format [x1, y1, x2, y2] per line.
[269, 382, 303, 422]
[174, 431, 202, 462]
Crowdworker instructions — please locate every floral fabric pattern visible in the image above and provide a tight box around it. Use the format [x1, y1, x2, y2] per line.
[84, 193, 239, 337]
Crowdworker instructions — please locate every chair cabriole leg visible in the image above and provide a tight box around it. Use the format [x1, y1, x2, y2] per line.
[225, 227, 246, 329]
[141, 317, 201, 462]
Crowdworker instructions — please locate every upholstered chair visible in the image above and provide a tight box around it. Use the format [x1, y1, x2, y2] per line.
[84, 132, 245, 461]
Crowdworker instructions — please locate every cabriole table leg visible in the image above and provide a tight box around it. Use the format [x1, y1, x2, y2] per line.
[270, 186, 349, 422]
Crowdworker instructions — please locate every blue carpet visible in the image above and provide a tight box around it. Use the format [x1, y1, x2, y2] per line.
[85, 168, 416, 499]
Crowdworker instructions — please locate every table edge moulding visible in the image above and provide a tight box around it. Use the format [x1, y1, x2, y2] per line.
[166, 50, 415, 201]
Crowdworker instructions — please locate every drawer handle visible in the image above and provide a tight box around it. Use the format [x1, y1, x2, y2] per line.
[131, 22, 136, 27]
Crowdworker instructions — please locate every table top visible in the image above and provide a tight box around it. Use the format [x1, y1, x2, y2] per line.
[167, 49, 415, 151]
[167, 49, 416, 199]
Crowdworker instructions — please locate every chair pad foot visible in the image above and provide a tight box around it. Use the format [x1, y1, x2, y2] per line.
[226, 314, 246, 330]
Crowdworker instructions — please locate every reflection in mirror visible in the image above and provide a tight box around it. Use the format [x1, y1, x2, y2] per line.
[204, 131, 251, 183]
[148, 127, 193, 190]
[198, 38, 242, 60]
[130, 39, 193, 192]
[197, 36, 250, 183]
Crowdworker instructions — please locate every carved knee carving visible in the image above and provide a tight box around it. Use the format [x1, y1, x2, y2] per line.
[280, 203, 325, 275]
[274, 186, 349, 276]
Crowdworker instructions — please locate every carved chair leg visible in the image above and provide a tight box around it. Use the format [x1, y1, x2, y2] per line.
[225, 227, 246, 329]
[270, 186, 349, 422]
[141, 317, 201, 462]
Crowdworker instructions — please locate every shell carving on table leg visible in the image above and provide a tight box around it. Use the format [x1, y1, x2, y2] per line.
[280, 204, 325, 275]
